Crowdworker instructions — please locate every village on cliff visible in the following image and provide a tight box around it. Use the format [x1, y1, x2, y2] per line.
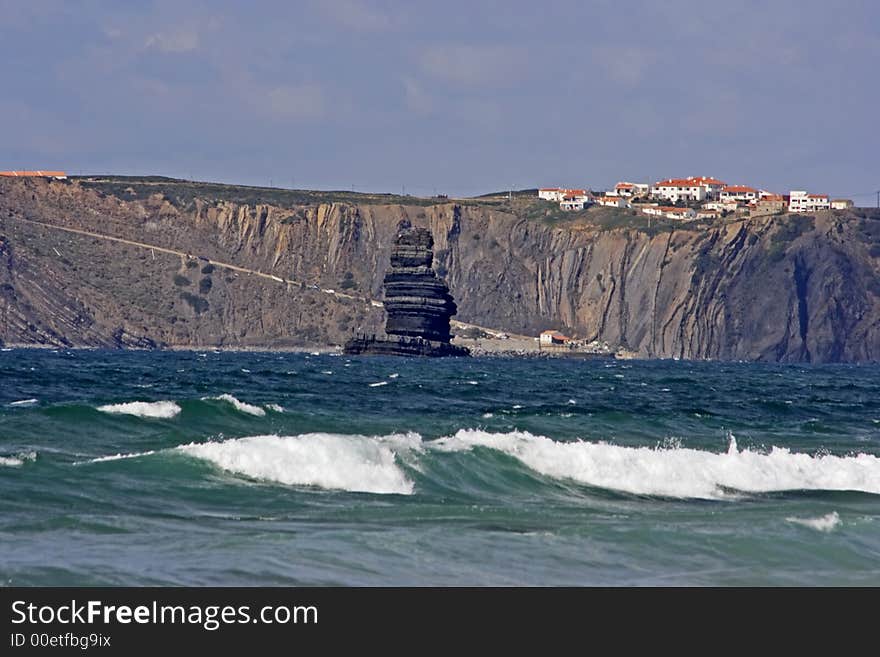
[538, 177, 854, 221]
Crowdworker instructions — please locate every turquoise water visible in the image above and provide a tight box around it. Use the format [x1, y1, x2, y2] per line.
[1, 349, 879, 585]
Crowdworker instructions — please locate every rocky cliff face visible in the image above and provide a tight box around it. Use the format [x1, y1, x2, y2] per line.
[1, 177, 879, 361]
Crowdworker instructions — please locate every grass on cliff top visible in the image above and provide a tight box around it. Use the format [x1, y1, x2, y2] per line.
[72, 176, 502, 210]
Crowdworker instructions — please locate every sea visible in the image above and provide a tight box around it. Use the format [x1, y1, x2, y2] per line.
[1, 348, 879, 586]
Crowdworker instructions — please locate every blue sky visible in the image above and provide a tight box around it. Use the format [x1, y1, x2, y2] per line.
[1, 0, 878, 199]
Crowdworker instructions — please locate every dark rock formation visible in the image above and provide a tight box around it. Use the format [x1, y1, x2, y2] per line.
[343, 334, 469, 357]
[344, 220, 469, 357]
[383, 220, 458, 342]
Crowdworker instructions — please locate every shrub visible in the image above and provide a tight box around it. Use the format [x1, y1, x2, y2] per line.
[173, 274, 191, 286]
[179, 292, 209, 314]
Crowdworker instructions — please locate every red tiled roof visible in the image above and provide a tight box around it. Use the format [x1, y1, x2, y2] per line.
[722, 185, 757, 193]
[807, 194, 828, 199]
[656, 176, 726, 188]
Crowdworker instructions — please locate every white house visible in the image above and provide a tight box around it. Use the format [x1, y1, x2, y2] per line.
[703, 200, 739, 212]
[611, 181, 651, 197]
[831, 199, 854, 210]
[597, 196, 629, 208]
[539, 330, 570, 346]
[653, 176, 725, 201]
[560, 195, 592, 211]
[652, 178, 709, 203]
[538, 188, 564, 201]
[789, 190, 830, 212]
[663, 207, 697, 220]
[641, 206, 696, 220]
[696, 209, 720, 220]
[719, 185, 759, 202]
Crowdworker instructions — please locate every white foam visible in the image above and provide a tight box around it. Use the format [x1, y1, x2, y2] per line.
[265, 403, 285, 413]
[97, 401, 181, 419]
[178, 433, 417, 494]
[369, 381, 388, 387]
[429, 430, 880, 500]
[787, 511, 841, 532]
[389, 373, 399, 379]
[9, 398, 38, 407]
[78, 450, 157, 464]
[206, 394, 266, 417]
[0, 451, 36, 467]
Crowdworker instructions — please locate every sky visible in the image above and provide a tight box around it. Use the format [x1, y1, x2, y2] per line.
[1, 0, 878, 199]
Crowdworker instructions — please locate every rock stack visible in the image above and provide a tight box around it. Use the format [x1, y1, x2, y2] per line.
[344, 221, 469, 357]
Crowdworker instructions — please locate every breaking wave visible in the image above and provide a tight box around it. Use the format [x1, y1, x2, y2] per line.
[76, 450, 158, 465]
[0, 451, 37, 467]
[178, 433, 419, 494]
[76, 429, 880, 500]
[429, 430, 880, 500]
[786, 511, 841, 532]
[205, 394, 266, 417]
[97, 401, 181, 419]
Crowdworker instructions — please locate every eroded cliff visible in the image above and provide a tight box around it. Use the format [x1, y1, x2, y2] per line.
[1, 177, 878, 361]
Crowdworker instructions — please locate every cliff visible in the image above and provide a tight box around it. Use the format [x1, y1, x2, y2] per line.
[1, 176, 879, 362]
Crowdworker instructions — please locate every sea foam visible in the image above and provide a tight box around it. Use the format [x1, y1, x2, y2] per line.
[0, 451, 36, 467]
[429, 430, 880, 500]
[786, 511, 841, 532]
[97, 401, 181, 419]
[178, 433, 418, 494]
[8, 398, 38, 407]
[77, 450, 158, 464]
[205, 394, 266, 417]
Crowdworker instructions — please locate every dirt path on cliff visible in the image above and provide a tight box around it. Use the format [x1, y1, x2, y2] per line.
[4, 215, 521, 338]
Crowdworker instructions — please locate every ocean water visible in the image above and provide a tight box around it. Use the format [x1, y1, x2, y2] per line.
[1, 349, 879, 586]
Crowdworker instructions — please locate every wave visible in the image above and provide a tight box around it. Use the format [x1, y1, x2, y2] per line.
[786, 511, 841, 532]
[8, 398, 38, 407]
[96, 401, 181, 419]
[0, 450, 37, 467]
[177, 433, 417, 494]
[204, 394, 266, 417]
[75, 428, 880, 500]
[429, 430, 880, 500]
[76, 450, 157, 465]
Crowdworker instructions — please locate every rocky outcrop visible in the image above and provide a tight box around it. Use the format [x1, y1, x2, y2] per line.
[1, 177, 879, 361]
[343, 220, 469, 356]
[383, 220, 458, 343]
